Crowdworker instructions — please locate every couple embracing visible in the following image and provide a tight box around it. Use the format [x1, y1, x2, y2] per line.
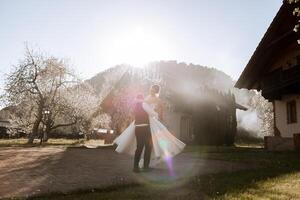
[113, 85, 186, 173]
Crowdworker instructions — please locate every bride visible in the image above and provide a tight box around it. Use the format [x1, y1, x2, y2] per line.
[113, 85, 186, 172]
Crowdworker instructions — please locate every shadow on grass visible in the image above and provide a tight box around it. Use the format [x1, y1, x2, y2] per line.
[1, 145, 299, 200]
[27, 183, 202, 200]
[26, 184, 144, 200]
[192, 166, 300, 199]
[42, 147, 300, 200]
[188, 147, 300, 199]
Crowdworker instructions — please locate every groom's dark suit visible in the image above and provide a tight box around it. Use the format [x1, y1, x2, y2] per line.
[133, 101, 152, 170]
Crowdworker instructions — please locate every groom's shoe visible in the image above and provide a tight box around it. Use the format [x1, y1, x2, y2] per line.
[142, 167, 154, 172]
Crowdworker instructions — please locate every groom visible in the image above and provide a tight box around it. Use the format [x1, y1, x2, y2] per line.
[133, 94, 152, 173]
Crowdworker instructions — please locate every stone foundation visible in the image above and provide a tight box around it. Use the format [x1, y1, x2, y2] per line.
[294, 133, 300, 150]
[264, 136, 295, 151]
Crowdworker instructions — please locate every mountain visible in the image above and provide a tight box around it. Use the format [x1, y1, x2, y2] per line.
[85, 64, 129, 102]
[85, 61, 235, 100]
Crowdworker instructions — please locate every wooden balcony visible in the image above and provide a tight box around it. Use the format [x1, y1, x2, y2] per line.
[261, 65, 300, 100]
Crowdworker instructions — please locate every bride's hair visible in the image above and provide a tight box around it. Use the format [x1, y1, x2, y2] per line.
[150, 84, 160, 95]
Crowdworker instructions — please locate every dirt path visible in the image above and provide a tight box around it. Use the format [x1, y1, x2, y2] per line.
[0, 147, 253, 199]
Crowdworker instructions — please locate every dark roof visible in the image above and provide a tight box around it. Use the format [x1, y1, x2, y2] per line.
[0, 120, 11, 128]
[235, 3, 298, 89]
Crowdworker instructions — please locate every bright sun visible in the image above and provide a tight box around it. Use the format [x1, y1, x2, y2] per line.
[107, 27, 170, 67]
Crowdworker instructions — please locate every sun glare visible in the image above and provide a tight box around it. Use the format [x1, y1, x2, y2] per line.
[107, 27, 170, 67]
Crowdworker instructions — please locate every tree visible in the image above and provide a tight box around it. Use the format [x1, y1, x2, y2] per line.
[90, 113, 112, 130]
[60, 83, 100, 135]
[4, 46, 78, 144]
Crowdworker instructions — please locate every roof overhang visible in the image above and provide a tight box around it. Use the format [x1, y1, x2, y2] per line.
[235, 3, 299, 90]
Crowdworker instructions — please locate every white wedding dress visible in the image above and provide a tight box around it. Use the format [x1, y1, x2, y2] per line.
[113, 102, 186, 165]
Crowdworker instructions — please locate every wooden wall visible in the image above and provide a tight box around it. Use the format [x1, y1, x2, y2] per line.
[268, 43, 300, 72]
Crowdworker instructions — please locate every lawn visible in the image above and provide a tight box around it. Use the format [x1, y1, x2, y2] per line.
[188, 146, 300, 199]
[24, 145, 300, 200]
[0, 138, 84, 147]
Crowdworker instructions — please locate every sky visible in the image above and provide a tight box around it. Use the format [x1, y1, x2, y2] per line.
[0, 0, 282, 93]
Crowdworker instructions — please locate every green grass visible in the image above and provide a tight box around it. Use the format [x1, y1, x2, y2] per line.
[0, 138, 84, 147]
[184, 145, 282, 163]
[194, 168, 300, 199]
[27, 185, 174, 200]
[23, 145, 300, 200]
[191, 146, 300, 199]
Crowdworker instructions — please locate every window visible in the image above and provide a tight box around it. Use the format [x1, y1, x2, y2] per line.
[296, 55, 300, 65]
[287, 100, 297, 124]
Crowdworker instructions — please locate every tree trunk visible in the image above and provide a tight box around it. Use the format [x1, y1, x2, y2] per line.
[43, 132, 48, 142]
[27, 103, 44, 144]
[43, 125, 50, 142]
[28, 119, 41, 144]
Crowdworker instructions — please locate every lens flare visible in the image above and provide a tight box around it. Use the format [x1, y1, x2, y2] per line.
[163, 155, 175, 177]
[158, 139, 168, 150]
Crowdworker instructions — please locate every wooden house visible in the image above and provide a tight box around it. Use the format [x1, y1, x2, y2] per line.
[235, 3, 300, 149]
[0, 107, 13, 138]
